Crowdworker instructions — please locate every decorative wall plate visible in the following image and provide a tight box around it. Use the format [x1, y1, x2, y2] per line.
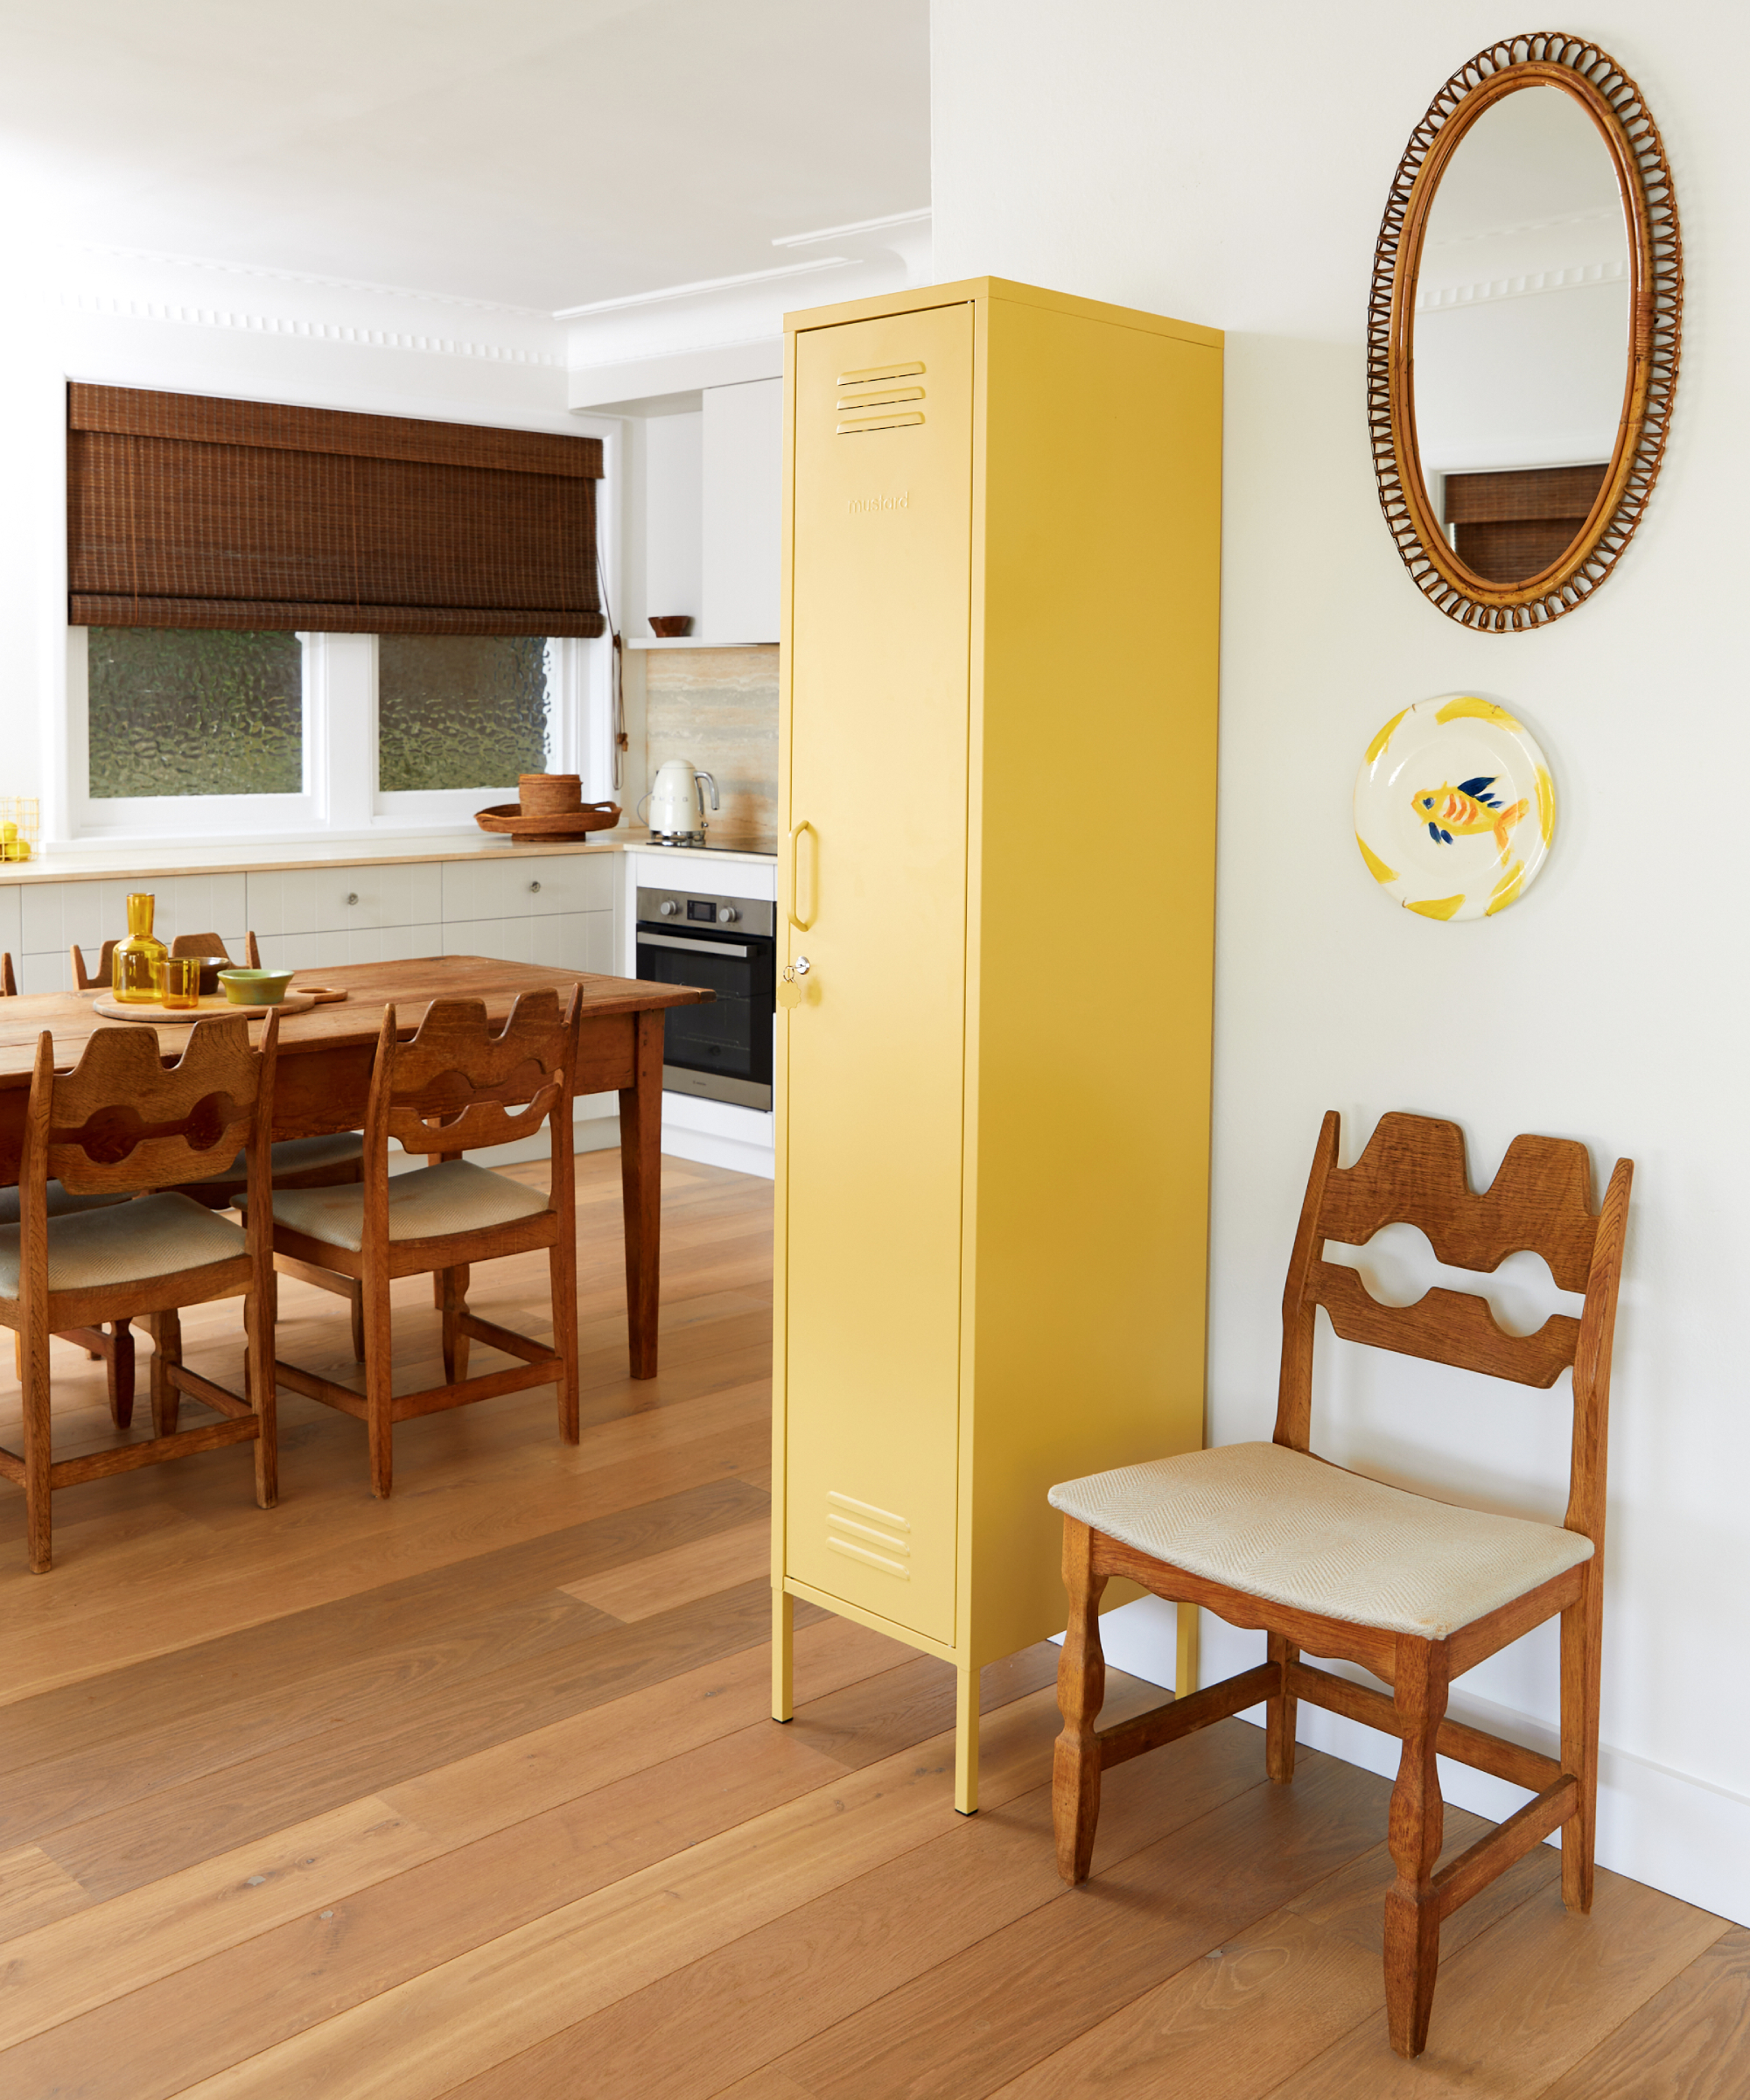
[1354, 696, 1555, 920]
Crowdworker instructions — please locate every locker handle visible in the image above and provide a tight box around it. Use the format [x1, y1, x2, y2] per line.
[789, 822, 817, 931]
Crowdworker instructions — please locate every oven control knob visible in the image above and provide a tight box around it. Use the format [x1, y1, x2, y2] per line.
[658, 900, 680, 917]
[718, 906, 739, 923]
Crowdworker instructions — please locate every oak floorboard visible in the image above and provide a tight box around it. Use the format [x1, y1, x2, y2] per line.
[0, 1842, 91, 1939]
[0, 1616, 907, 2067]
[0, 1474, 769, 1804]
[561, 1518, 770, 1620]
[763, 1741, 1392, 2100]
[438, 1685, 1264, 2100]
[977, 1819, 1558, 2099]
[1285, 1866, 1728, 2096]
[41, 1576, 815, 1900]
[1538, 1927, 1750, 2100]
[158, 1686, 1097, 2100]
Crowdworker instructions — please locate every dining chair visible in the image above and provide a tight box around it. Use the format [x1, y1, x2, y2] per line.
[2, 953, 15, 996]
[71, 930, 264, 991]
[1047, 1110, 1632, 2061]
[0, 1015, 281, 1572]
[267, 988, 582, 1499]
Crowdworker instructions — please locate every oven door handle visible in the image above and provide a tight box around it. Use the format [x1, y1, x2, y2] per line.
[638, 933, 751, 957]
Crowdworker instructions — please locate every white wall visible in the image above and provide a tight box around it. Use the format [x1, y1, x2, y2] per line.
[934, 0, 1750, 1922]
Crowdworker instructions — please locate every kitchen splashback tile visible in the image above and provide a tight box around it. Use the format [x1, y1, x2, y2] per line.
[644, 646, 778, 843]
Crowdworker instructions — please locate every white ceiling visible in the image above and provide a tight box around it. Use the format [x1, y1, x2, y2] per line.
[0, 0, 931, 312]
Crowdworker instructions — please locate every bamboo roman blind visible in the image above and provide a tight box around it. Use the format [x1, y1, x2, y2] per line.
[67, 385, 605, 636]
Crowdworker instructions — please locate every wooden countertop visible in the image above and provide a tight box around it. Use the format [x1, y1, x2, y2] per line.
[0, 829, 778, 887]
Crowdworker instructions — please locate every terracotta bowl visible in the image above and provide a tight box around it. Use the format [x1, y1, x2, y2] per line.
[518, 773, 584, 815]
[648, 616, 694, 638]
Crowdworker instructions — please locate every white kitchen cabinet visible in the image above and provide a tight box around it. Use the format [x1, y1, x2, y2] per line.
[441, 852, 612, 924]
[17, 872, 247, 992]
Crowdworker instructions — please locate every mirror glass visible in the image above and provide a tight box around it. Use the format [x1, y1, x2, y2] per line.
[1413, 84, 1629, 586]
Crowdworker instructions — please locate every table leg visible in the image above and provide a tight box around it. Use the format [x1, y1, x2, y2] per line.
[618, 1009, 664, 1379]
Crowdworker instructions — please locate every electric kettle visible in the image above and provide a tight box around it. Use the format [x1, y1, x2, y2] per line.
[642, 758, 719, 840]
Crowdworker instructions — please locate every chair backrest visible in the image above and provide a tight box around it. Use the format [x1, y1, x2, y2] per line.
[1278, 1110, 1633, 1543]
[25, 1015, 279, 1201]
[170, 933, 234, 962]
[2, 952, 15, 997]
[70, 939, 117, 991]
[363, 989, 581, 1169]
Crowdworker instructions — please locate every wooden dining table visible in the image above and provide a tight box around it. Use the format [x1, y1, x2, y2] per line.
[0, 956, 710, 1378]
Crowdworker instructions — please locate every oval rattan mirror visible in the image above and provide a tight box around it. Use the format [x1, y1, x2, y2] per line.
[1368, 34, 1683, 632]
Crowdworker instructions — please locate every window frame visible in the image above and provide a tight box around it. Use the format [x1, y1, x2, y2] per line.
[62, 629, 606, 847]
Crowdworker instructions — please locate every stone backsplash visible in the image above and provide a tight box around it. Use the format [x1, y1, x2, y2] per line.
[642, 645, 779, 840]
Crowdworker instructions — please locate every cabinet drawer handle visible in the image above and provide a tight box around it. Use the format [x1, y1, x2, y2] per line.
[528, 881, 542, 893]
[345, 892, 359, 906]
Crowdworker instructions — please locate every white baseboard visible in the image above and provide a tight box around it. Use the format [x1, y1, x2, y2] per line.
[1060, 1600, 1749, 1930]
[657, 1090, 775, 1180]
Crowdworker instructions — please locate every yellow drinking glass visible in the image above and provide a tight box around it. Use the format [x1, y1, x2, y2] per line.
[158, 956, 201, 1010]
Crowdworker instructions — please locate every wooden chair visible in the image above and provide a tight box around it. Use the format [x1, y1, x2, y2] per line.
[2, 953, 16, 997]
[71, 930, 263, 991]
[0, 1016, 281, 1572]
[1048, 1110, 1633, 2061]
[267, 989, 582, 1500]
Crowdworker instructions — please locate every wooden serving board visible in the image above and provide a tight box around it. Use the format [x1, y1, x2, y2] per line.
[294, 985, 350, 1004]
[92, 991, 318, 1025]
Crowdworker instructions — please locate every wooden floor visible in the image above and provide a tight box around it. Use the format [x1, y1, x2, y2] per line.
[0, 1149, 1743, 2098]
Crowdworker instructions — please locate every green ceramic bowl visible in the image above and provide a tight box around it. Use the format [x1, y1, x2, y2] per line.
[216, 968, 295, 1007]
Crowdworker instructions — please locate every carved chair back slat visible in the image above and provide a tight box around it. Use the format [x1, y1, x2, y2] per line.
[41, 1018, 265, 1194]
[1278, 1110, 1632, 1547]
[378, 992, 576, 1157]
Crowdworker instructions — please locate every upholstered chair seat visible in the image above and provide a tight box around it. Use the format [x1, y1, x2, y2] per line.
[0, 1193, 247, 1298]
[0, 1180, 131, 1223]
[268, 1158, 549, 1251]
[1049, 1441, 1594, 1644]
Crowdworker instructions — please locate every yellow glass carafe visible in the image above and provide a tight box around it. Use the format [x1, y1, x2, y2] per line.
[112, 892, 169, 1004]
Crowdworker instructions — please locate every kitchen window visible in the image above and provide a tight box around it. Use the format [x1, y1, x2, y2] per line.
[60, 382, 613, 846]
[66, 626, 598, 844]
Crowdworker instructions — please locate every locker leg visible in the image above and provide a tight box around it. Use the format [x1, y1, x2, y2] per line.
[955, 1665, 979, 1816]
[1176, 1602, 1200, 1701]
[773, 1587, 794, 1722]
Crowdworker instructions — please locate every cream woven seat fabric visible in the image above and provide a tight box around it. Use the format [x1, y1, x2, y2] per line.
[1047, 1441, 1593, 1642]
[270, 1159, 549, 1252]
[0, 1180, 130, 1224]
[192, 1132, 365, 1184]
[0, 1194, 247, 1298]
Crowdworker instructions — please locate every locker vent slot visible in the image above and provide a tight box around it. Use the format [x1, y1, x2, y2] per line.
[836, 362, 925, 438]
[827, 1490, 911, 1578]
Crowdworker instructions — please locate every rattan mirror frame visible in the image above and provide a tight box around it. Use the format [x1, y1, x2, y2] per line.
[1368, 33, 1683, 633]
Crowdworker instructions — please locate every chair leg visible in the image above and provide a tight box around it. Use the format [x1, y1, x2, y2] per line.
[363, 1264, 395, 1500]
[438, 1265, 471, 1388]
[1383, 1635, 1450, 2059]
[548, 1241, 579, 1445]
[1561, 1560, 1603, 1914]
[149, 1311, 183, 1438]
[1053, 1518, 1110, 1885]
[106, 1320, 135, 1430]
[246, 1290, 277, 1511]
[1266, 1632, 1298, 1783]
[21, 1319, 52, 1575]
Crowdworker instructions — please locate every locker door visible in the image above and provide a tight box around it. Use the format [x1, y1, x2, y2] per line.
[782, 302, 974, 1645]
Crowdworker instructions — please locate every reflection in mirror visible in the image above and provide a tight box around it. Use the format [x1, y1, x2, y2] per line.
[1415, 85, 1628, 585]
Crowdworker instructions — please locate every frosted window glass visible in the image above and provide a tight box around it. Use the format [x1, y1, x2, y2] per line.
[88, 629, 303, 799]
[378, 635, 550, 792]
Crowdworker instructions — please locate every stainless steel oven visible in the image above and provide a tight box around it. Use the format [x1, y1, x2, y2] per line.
[634, 884, 776, 1110]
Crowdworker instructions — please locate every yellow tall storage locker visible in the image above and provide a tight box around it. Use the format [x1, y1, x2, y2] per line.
[773, 277, 1222, 1811]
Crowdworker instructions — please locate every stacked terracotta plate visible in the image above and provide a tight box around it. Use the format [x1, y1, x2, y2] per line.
[475, 774, 620, 844]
